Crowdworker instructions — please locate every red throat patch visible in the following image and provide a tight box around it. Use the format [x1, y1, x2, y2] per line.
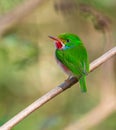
[55, 41, 63, 49]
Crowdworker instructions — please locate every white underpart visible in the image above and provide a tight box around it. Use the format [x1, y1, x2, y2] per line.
[61, 42, 65, 49]
[55, 56, 73, 77]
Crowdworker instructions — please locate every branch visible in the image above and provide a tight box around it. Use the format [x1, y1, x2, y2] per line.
[64, 98, 116, 130]
[0, 0, 47, 36]
[79, 3, 111, 32]
[0, 47, 116, 130]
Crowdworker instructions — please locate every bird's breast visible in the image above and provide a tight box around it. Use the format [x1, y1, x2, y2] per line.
[55, 57, 72, 76]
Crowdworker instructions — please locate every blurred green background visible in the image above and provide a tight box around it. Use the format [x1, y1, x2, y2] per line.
[0, 0, 116, 130]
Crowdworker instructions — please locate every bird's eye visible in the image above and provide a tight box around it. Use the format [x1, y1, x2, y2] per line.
[66, 39, 70, 42]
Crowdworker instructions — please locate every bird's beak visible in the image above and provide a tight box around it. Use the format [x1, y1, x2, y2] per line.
[48, 35, 60, 42]
[48, 35, 64, 49]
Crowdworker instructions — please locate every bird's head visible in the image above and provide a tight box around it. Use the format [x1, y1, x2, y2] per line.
[49, 33, 82, 49]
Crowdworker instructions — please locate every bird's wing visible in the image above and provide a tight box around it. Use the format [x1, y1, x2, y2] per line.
[56, 45, 89, 77]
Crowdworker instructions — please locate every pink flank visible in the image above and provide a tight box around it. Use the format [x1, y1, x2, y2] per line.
[56, 58, 72, 76]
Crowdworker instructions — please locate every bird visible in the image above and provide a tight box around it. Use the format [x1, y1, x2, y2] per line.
[49, 33, 89, 92]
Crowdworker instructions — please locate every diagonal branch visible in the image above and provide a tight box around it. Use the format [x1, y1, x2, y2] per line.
[0, 47, 116, 130]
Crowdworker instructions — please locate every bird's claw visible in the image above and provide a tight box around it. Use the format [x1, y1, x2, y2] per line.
[65, 75, 73, 84]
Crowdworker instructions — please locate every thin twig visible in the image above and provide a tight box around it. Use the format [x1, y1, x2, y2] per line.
[90, 47, 116, 72]
[0, 0, 47, 36]
[0, 47, 116, 130]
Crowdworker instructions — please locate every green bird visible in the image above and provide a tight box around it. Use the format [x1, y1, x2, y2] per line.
[49, 33, 89, 92]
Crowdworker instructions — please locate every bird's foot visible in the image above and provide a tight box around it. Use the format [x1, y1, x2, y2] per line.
[65, 75, 73, 84]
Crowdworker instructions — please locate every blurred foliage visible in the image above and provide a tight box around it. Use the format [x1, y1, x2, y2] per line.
[0, 34, 39, 69]
[0, 0, 116, 130]
[0, 33, 39, 89]
[0, 33, 39, 125]
[0, 0, 24, 13]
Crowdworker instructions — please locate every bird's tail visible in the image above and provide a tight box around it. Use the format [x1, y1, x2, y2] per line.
[79, 76, 87, 92]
